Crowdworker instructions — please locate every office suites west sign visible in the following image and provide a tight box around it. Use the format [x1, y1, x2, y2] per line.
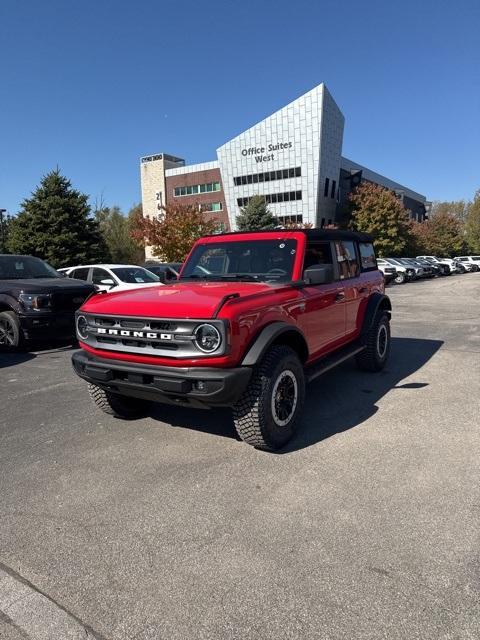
[241, 141, 293, 163]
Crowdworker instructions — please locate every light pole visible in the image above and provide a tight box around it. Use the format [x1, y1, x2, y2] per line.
[0, 209, 6, 253]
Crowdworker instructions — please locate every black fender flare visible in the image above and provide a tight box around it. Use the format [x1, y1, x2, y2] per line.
[360, 293, 392, 340]
[0, 294, 19, 314]
[241, 322, 309, 366]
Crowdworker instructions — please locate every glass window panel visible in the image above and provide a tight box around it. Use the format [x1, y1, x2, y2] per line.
[271, 193, 277, 203]
[200, 184, 206, 193]
[252, 174, 258, 184]
[276, 170, 282, 180]
[277, 193, 284, 202]
[270, 171, 276, 181]
[290, 191, 296, 200]
[247, 175, 253, 184]
[296, 191, 302, 200]
[214, 182, 220, 191]
[206, 183, 213, 192]
[295, 167, 301, 177]
[324, 178, 330, 197]
[283, 192, 290, 202]
[258, 173, 264, 182]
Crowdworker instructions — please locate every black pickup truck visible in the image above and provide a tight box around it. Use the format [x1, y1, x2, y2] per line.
[0, 254, 94, 349]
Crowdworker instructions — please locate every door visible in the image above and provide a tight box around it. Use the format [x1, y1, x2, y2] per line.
[297, 241, 346, 357]
[334, 240, 365, 335]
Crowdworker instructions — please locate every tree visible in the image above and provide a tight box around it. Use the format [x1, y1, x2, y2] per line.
[95, 204, 145, 264]
[130, 202, 219, 262]
[236, 195, 277, 231]
[465, 190, 480, 253]
[410, 211, 465, 256]
[7, 170, 109, 267]
[430, 199, 470, 223]
[0, 214, 15, 253]
[348, 182, 413, 256]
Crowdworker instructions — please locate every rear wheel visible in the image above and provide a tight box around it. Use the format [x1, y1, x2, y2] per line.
[88, 383, 149, 419]
[0, 311, 22, 349]
[233, 345, 305, 451]
[356, 311, 391, 372]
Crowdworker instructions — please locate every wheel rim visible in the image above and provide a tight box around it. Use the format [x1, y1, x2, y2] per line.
[395, 274, 404, 283]
[0, 318, 15, 346]
[271, 370, 298, 427]
[377, 324, 388, 359]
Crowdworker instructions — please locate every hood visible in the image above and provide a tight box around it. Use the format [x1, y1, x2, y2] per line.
[81, 281, 277, 318]
[1, 278, 94, 293]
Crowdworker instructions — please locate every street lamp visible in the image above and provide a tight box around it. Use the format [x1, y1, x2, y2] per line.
[0, 209, 6, 253]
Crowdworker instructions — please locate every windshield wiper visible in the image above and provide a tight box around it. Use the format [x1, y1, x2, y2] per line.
[217, 274, 259, 281]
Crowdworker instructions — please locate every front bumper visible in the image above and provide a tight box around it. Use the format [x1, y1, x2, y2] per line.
[19, 312, 76, 340]
[72, 350, 252, 408]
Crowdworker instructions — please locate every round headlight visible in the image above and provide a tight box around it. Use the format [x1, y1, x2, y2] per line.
[194, 323, 221, 353]
[76, 315, 89, 340]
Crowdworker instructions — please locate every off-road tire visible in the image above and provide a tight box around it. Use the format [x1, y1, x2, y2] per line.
[232, 345, 305, 451]
[88, 383, 148, 419]
[0, 310, 22, 350]
[356, 311, 391, 372]
[394, 272, 406, 285]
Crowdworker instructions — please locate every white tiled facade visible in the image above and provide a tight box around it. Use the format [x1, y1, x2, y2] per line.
[217, 84, 344, 229]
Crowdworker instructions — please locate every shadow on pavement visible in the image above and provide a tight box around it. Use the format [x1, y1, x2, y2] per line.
[0, 340, 77, 369]
[0, 350, 37, 369]
[148, 337, 443, 452]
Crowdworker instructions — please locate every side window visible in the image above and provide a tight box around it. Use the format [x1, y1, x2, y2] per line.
[335, 241, 360, 279]
[71, 268, 89, 280]
[92, 268, 112, 285]
[358, 242, 377, 271]
[303, 242, 332, 270]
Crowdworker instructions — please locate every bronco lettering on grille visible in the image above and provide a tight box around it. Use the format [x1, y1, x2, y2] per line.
[97, 328, 173, 340]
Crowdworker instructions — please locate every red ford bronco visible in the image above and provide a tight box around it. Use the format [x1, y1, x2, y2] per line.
[72, 229, 391, 450]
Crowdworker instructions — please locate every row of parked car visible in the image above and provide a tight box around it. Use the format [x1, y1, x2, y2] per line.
[376, 255, 480, 285]
[57, 262, 182, 292]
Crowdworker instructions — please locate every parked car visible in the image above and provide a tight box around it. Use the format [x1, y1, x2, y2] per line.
[395, 258, 424, 279]
[377, 263, 397, 285]
[72, 229, 392, 451]
[416, 256, 453, 275]
[61, 264, 163, 292]
[400, 258, 435, 278]
[453, 256, 480, 272]
[143, 262, 182, 283]
[414, 257, 444, 276]
[377, 258, 413, 284]
[0, 254, 94, 349]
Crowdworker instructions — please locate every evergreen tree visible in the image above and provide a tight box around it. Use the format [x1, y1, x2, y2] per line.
[465, 190, 480, 253]
[7, 169, 109, 267]
[348, 182, 413, 256]
[0, 213, 15, 253]
[236, 196, 277, 231]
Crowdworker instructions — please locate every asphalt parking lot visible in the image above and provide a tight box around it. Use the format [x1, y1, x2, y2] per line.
[1, 275, 479, 640]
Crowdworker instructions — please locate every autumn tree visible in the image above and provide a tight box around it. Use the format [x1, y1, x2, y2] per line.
[465, 190, 480, 252]
[430, 199, 470, 223]
[236, 195, 277, 231]
[95, 204, 144, 264]
[7, 170, 109, 267]
[130, 203, 219, 262]
[410, 211, 465, 256]
[348, 182, 412, 256]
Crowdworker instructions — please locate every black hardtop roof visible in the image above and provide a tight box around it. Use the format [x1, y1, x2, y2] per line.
[205, 228, 374, 243]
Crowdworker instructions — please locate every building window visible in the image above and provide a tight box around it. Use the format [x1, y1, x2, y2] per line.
[324, 178, 330, 197]
[202, 202, 223, 212]
[331, 180, 336, 199]
[237, 191, 302, 208]
[174, 182, 221, 197]
[276, 215, 304, 225]
[234, 167, 301, 187]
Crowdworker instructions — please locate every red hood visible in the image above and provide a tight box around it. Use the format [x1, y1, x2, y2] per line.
[81, 281, 278, 318]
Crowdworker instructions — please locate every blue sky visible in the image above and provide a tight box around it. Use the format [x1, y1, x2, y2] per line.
[1, 0, 479, 216]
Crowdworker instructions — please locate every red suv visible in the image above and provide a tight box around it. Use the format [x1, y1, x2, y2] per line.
[72, 230, 391, 450]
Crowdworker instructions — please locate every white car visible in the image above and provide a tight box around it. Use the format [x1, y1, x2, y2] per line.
[453, 256, 480, 272]
[377, 258, 412, 284]
[60, 264, 163, 292]
[416, 256, 457, 274]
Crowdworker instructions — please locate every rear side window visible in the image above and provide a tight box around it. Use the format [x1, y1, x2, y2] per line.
[358, 242, 377, 271]
[71, 268, 89, 280]
[334, 241, 360, 279]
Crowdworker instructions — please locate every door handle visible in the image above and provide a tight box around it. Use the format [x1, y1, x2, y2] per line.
[334, 292, 345, 302]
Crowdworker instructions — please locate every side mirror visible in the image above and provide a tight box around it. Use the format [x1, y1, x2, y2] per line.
[100, 278, 115, 287]
[303, 264, 334, 285]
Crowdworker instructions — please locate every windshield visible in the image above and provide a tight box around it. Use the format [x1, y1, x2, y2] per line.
[0, 255, 60, 280]
[111, 267, 160, 284]
[386, 258, 402, 266]
[181, 240, 297, 282]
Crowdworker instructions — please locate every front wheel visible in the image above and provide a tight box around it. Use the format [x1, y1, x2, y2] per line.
[0, 311, 22, 350]
[233, 345, 305, 451]
[88, 384, 149, 419]
[394, 272, 406, 284]
[356, 312, 391, 372]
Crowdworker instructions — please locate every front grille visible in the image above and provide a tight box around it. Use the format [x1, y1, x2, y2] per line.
[77, 313, 227, 358]
[53, 291, 89, 312]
